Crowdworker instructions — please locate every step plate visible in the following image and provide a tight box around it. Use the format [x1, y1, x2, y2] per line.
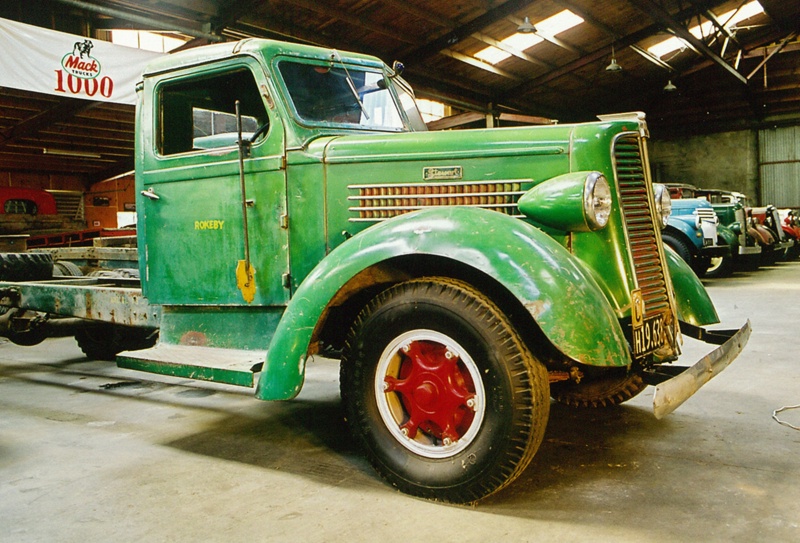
[117, 344, 265, 387]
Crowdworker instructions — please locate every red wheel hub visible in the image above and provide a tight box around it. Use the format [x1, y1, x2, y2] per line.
[384, 340, 476, 444]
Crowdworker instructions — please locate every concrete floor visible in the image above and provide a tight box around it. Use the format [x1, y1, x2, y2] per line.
[1, 261, 799, 543]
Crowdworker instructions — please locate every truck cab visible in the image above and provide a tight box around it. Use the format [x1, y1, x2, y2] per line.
[1, 38, 750, 504]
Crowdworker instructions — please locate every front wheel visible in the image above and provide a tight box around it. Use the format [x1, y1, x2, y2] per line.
[706, 255, 734, 278]
[340, 278, 549, 503]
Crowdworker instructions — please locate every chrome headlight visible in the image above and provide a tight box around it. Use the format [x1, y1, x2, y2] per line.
[518, 171, 613, 232]
[653, 183, 671, 228]
[583, 172, 612, 230]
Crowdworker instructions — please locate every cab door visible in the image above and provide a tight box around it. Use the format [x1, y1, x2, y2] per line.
[139, 60, 288, 306]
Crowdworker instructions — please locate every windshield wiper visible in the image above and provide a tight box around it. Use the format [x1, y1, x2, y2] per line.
[332, 50, 369, 121]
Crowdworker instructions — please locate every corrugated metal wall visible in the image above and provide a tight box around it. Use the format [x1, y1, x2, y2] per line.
[759, 126, 800, 207]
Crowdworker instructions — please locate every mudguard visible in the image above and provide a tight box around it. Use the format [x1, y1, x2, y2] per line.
[255, 207, 631, 400]
[665, 218, 702, 251]
[664, 246, 719, 326]
[717, 223, 738, 248]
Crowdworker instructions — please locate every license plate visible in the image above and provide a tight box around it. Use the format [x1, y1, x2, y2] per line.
[632, 313, 666, 358]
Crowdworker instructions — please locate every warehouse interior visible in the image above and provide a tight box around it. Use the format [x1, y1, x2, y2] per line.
[1, 0, 800, 204]
[1, 1, 800, 541]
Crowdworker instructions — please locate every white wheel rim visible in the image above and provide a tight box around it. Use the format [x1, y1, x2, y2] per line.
[374, 329, 486, 459]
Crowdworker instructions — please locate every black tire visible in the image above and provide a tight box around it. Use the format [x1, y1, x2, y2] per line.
[340, 277, 549, 503]
[661, 232, 692, 264]
[53, 260, 83, 277]
[0, 252, 53, 281]
[761, 246, 780, 266]
[75, 324, 157, 361]
[661, 232, 707, 276]
[551, 368, 646, 408]
[705, 255, 734, 278]
[737, 253, 761, 272]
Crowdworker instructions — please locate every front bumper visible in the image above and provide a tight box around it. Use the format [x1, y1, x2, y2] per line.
[699, 244, 730, 258]
[648, 320, 751, 419]
[737, 244, 761, 256]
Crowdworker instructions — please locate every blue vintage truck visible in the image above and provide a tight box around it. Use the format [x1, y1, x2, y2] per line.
[661, 189, 730, 277]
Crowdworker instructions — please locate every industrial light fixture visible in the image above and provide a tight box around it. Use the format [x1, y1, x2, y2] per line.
[606, 44, 622, 72]
[43, 148, 101, 159]
[517, 16, 536, 34]
[664, 79, 677, 92]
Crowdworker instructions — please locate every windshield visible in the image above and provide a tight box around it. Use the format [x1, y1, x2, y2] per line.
[278, 60, 408, 131]
[395, 78, 428, 132]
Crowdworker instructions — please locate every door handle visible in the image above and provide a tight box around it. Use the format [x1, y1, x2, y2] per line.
[141, 188, 160, 200]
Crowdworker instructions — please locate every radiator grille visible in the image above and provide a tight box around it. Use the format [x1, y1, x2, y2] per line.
[695, 208, 717, 223]
[613, 135, 670, 315]
[348, 180, 529, 222]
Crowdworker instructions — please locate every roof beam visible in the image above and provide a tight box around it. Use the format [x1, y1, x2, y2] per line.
[282, 0, 418, 45]
[626, 0, 748, 84]
[211, 0, 265, 34]
[53, 0, 221, 42]
[0, 99, 96, 151]
[630, 44, 676, 71]
[440, 49, 523, 80]
[400, 0, 538, 63]
[470, 32, 551, 68]
[506, 16, 583, 55]
[552, 0, 672, 70]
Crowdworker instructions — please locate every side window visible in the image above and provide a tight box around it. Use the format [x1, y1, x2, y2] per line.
[158, 68, 268, 155]
[3, 199, 38, 215]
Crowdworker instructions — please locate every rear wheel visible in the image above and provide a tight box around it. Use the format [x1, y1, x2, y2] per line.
[0, 252, 53, 281]
[52, 260, 83, 277]
[340, 278, 549, 503]
[551, 368, 646, 408]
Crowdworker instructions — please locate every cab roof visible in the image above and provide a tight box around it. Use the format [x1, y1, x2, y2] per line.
[142, 38, 385, 79]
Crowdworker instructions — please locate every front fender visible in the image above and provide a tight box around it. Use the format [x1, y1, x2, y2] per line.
[255, 207, 630, 400]
[717, 223, 738, 248]
[664, 246, 719, 326]
[666, 219, 702, 250]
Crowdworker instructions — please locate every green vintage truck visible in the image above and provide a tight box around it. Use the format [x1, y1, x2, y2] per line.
[0, 39, 750, 503]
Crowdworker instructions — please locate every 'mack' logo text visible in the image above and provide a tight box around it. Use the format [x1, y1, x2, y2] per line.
[61, 39, 101, 79]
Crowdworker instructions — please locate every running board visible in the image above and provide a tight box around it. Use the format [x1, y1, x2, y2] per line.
[117, 344, 265, 387]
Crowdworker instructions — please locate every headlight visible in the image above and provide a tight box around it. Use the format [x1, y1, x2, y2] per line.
[653, 183, 671, 228]
[583, 173, 612, 230]
[518, 171, 613, 232]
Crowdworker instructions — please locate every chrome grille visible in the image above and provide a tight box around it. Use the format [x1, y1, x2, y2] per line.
[695, 208, 717, 223]
[348, 180, 529, 222]
[734, 207, 749, 246]
[613, 135, 670, 315]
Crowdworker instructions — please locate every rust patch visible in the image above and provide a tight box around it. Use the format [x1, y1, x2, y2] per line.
[180, 331, 208, 346]
[524, 299, 550, 319]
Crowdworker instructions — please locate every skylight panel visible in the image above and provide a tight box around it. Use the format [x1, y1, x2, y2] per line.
[473, 9, 584, 66]
[475, 47, 513, 64]
[536, 10, 584, 36]
[647, 0, 764, 58]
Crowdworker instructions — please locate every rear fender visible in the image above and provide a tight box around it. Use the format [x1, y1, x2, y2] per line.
[664, 246, 719, 326]
[255, 207, 630, 400]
